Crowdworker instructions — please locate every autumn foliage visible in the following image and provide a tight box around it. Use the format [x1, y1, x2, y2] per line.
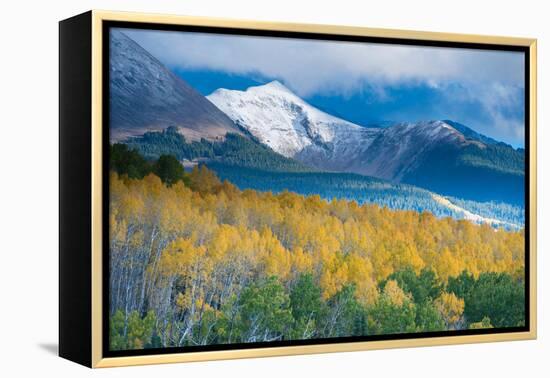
[109, 162, 525, 350]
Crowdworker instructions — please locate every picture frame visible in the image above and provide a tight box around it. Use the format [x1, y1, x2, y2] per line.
[59, 10, 537, 368]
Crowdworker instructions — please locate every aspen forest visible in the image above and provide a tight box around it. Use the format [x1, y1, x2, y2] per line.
[108, 146, 526, 351]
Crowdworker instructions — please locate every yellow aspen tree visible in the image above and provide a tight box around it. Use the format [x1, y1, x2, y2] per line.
[434, 292, 465, 329]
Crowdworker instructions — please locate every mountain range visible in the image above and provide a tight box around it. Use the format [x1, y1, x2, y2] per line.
[110, 30, 525, 208]
[208, 82, 485, 181]
[208, 81, 524, 205]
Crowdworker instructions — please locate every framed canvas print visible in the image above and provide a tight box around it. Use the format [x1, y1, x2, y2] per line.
[59, 10, 537, 368]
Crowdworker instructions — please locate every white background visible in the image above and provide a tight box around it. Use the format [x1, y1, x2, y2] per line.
[0, 0, 547, 376]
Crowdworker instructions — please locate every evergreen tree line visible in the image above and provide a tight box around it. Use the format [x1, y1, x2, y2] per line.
[123, 127, 310, 172]
[110, 143, 189, 186]
[459, 142, 525, 176]
[208, 163, 523, 226]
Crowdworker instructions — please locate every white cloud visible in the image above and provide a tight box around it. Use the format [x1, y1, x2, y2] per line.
[476, 83, 525, 143]
[122, 28, 524, 97]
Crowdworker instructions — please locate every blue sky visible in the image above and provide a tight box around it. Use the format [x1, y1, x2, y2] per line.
[122, 28, 526, 147]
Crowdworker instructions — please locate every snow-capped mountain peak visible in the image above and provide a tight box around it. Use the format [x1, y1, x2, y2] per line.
[207, 81, 371, 158]
[254, 80, 295, 94]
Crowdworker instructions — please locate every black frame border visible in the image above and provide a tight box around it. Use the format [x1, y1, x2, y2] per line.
[101, 20, 531, 359]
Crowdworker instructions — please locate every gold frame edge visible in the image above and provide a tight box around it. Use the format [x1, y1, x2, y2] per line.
[89, 9, 537, 368]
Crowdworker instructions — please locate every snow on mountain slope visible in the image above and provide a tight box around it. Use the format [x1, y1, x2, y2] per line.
[443, 120, 501, 146]
[431, 193, 520, 229]
[207, 81, 378, 159]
